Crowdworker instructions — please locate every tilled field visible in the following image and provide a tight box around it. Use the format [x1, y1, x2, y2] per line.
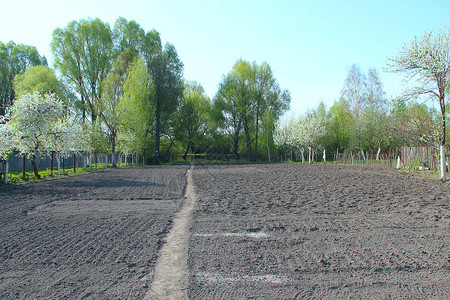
[189, 164, 450, 299]
[0, 163, 449, 299]
[0, 165, 189, 299]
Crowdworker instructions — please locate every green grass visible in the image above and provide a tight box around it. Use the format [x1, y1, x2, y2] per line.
[3, 162, 142, 184]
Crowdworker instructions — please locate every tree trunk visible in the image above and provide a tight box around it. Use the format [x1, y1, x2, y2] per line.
[183, 141, 191, 160]
[233, 133, 240, 159]
[51, 151, 54, 176]
[440, 145, 446, 182]
[254, 110, 259, 161]
[30, 155, 40, 179]
[244, 121, 253, 161]
[308, 147, 312, 164]
[376, 147, 381, 161]
[440, 95, 446, 181]
[155, 93, 161, 164]
[111, 132, 117, 167]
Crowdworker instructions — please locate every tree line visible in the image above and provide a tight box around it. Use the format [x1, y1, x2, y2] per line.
[0, 17, 291, 178]
[274, 28, 450, 181]
[0, 18, 448, 180]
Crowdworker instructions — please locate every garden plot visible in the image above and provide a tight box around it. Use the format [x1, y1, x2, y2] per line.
[189, 164, 449, 299]
[0, 165, 189, 299]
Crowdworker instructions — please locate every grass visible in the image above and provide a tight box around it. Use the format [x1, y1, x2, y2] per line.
[3, 162, 143, 184]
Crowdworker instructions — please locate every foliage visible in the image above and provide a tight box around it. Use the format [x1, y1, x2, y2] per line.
[175, 81, 211, 159]
[119, 56, 154, 156]
[213, 59, 290, 160]
[387, 28, 450, 180]
[13, 65, 68, 104]
[0, 41, 47, 115]
[5, 92, 82, 178]
[52, 18, 115, 123]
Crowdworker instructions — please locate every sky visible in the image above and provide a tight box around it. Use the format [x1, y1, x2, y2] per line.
[1, 0, 450, 115]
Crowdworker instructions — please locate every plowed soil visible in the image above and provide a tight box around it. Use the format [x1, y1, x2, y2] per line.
[189, 164, 449, 299]
[0, 165, 189, 299]
[0, 163, 449, 299]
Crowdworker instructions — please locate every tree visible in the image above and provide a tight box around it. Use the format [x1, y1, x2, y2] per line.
[390, 98, 440, 147]
[213, 74, 243, 158]
[113, 17, 145, 55]
[142, 31, 184, 163]
[100, 49, 140, 166]
[213, 59, 290, 160]
[0, 113, 14, 161]
[13, 65, 67, 103]
[387, 29, 450, 181]
[119, 56, 154, 157]
[0, 41, 47, 115]
[251, 61, 291, 159]
[5, 92, 80, 178]
[52, 18, 115, 124]
[175, 81, 211, 160]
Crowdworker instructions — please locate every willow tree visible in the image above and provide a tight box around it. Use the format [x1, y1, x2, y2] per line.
[52, 18, 115, 124]
[387, 29, 450, 181]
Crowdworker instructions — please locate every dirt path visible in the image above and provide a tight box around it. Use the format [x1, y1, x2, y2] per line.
[146, 166, 196, 299]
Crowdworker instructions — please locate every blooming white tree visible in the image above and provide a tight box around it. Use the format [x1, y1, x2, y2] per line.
[273, 117, 295, 160]
[0, 113, 15, 161]
[6, 92, 82, 178]
[387, 28, 450, 181]
[292, 113, 326, 163]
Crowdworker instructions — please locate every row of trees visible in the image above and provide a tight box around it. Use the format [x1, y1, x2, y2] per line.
[0, 17, 291, 178]
[274, 29, 450, 181]
[1, 18, 448, 180]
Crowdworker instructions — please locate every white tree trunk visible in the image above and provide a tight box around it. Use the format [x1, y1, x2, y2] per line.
[323, 149, 326, 164]
[308, 147, 312, 164]
[440, 145, 446, 182]
[361, 149, 366, 161]
[83, 154, 87, 171]
[396, 156, 401, 169]
[105, 155, 108, 169]
[301, 149, 305, 163]
[376, 147, 381, 160]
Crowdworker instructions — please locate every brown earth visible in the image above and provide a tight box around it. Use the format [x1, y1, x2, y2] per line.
[0, 163, 449, 299]
[0, 165, 189, 299]
[189, 164, 449, 299]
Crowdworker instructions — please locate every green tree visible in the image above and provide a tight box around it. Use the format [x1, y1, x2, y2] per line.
[175, 81, 211, 160]
[327, 98, 354, 153]
[213, 74, 242, 158]
[13, 65, 66, 101]
[142, 31, 184, 163]
[0, 41, 47, 115]
[119, 56, 154, 157]
[52, 18, 115, 124]
[214, 59, 290, 160]
[387, 28, 450, 181]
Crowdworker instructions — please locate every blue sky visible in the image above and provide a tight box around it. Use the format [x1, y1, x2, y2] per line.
[1, 0, 450, 115]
